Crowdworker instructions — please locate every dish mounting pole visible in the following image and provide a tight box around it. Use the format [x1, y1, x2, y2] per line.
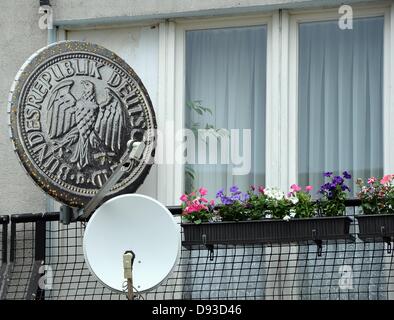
[59, 140, 146, 224]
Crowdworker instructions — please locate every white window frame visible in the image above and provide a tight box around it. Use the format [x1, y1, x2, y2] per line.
[285, 3, 393, 189]
[158, 14, 274, 204]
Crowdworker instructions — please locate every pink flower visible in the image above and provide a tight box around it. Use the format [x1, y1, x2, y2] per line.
[180, 194, 188, 202]
[185, 206, 197, 213]
[290, 184, 302, 192]
[368, 177, 376, 184]
[380, 174, 393, 185]
[306, 185, 313, 192]
[250, 185, 256, 191]
[210, 200, 215, 206]
[198, 187, 208, 196]
[200, 197, 208, 203]
[185, 201, 208, 213]
[258, 186, 265, 194]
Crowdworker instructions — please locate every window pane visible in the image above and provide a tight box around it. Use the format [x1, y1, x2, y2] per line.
[185, 26, 267, 197]
[298, 17, 384, 192]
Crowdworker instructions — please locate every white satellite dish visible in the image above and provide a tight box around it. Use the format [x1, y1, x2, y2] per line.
[83, 194, 180, 294]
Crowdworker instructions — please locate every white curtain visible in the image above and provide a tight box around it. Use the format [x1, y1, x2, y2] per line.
[298, 17, 384, 193]
[185, 26, 267, 198]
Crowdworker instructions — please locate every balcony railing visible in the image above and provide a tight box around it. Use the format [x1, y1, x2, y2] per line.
[0, 201, 393, 300]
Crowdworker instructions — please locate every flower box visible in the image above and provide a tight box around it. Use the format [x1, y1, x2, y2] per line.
[182, 216, 353, 246]
[356, 214, 394, 241]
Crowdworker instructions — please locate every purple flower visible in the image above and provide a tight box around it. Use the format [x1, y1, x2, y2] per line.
[230, 193, 241, 201]
[230, 185, 239, 193]
[242, 193, 250, 202]
[216, 188, 224, 198]
[330, 183, 338, 190]
[319, 183, 331, 193]
[343, 171, 352, 179]
[324, 172, 333, 177]
[333, 176, 344, 185]
[221, 197, 234, 205]
[341, 185, 351, 192]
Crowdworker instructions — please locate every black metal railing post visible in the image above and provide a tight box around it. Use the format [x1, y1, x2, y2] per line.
[33, 212, 59, 300]
[0, 215, 9, 300]
[9, 217, 16, 264]
[34, 217, 46, 300]
[1, 215, 8, 264]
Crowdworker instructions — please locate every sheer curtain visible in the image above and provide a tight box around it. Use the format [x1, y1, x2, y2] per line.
[185, 26, 267, 198]
[298, 17, 384, 193]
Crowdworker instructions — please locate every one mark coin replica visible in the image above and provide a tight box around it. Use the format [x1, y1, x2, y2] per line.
[8, 41, 156, 207]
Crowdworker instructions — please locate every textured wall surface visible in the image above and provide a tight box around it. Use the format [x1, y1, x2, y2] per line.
[51, 0, 375, 25]
[0, 0, 48, 214]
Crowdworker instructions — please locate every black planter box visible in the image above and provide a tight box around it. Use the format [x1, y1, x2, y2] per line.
[356, 214, 394, 242]
[182, 216, 353, 245]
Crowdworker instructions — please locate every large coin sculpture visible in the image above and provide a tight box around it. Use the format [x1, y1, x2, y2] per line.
[8, 41, 156, 207]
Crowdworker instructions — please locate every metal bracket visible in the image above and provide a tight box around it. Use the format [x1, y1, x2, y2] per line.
[201, 234, 214, 261]
[60, 140, 146, 224]
[314, 240, 323, 257]
[383, 237, 392, 254]
[312, 229, 323, 257]
[206, 245, 215, 261]
[380, 226, 392, 254]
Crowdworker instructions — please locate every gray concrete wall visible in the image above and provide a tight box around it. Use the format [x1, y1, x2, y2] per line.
[51, 0, 376, 26]
[0, 0, 48, 214]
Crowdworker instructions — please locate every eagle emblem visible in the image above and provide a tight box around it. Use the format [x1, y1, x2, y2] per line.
[47, 79, 126, 169]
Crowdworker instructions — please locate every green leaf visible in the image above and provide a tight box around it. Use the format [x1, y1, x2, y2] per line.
[203, 107, 213, 115]
[195, 219, 202, 225]
[194, 108, 203, 115]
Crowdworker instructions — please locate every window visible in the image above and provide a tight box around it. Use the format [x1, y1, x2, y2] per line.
[297, 17, 384, 190]
[184, 25, 267, 197]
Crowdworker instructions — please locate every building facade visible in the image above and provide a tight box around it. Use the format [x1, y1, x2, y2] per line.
[0, 0, 393, 214]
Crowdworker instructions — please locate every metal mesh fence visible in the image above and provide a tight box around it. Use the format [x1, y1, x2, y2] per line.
[6, 218, 36, 300]
[44, 219, 123, 300]
[1, 205, 394, 300]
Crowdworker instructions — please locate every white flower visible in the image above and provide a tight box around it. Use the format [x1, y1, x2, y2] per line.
[290, 210, 296, 218]
[288, 196, 299, 204]
[265, 214, 273, 219]
[265, 187, 285, 200]
[283, 215, 291, 221]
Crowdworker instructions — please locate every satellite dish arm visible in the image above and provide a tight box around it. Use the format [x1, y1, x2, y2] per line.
[60, 140, 146, 223]
[123, 250, 135, 300]
[79, 140, 145, 220]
